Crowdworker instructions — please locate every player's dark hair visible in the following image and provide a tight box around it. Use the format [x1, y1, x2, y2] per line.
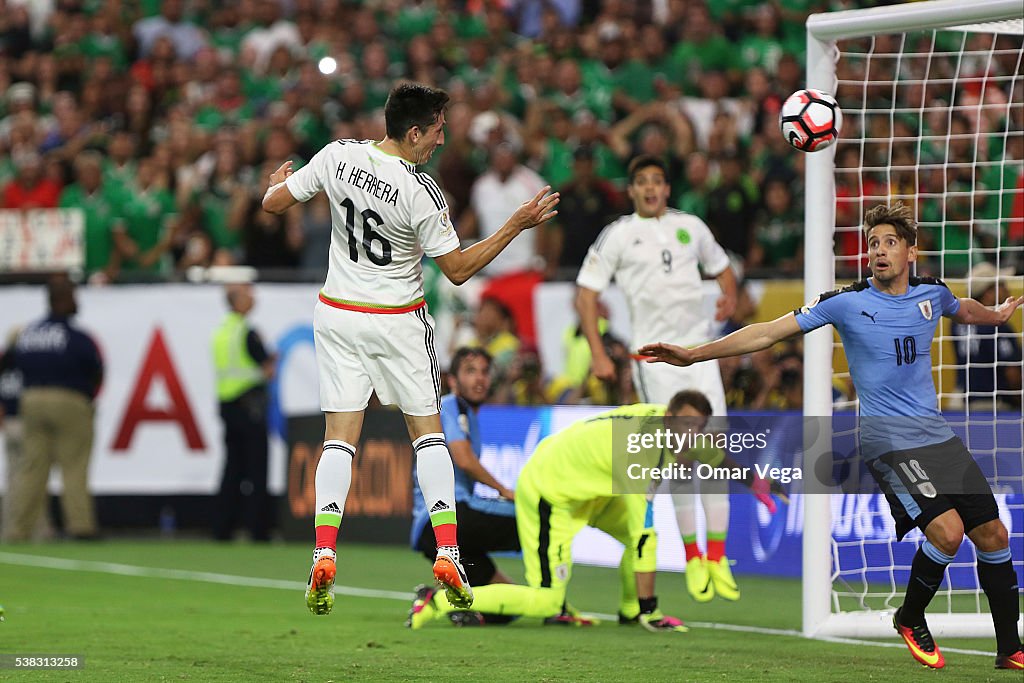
[627, 154, 668, 184]
[449, 347, 492, 377]
[667, 390, 713, 417]
[863, 201, 917, 246]
[384, 83, 449, 141]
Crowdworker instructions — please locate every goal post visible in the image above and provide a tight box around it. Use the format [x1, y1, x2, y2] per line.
[803, 0, 1024, 639]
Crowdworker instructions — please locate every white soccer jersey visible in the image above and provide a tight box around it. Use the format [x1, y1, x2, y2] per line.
[286, 139, 459, 310]
[576, 209, 731, 348]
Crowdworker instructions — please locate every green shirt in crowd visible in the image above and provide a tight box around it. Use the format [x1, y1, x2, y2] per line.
[738, 35, 787, 73]
[192, 184, 239, 251]
[59, 183, 125, 274]
[194, 101, 255, 132]
[755, 211, 803, 267]
[102, 160, 138, 195]
[677, 190, 709, 220]
[669, 36, 738, 94]
[119, 187, 177, 274]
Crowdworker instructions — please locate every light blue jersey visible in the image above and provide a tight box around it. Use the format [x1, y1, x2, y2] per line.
[794, 277, 961, 457]
[410, 393, 514, 547]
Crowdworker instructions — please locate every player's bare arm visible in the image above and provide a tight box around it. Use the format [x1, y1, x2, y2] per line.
[433, 186, 559, 285]
[638, 312, 803, 367]
[575, 286, 616, 382]
[713, 265, 738, 322]
[951, 295, 1024, 326]
[447, 439, 514, 500]
[262, 160, 298, 214]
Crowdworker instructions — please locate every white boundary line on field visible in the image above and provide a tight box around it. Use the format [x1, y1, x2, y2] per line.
[0, 551, 410, 601]
[0, 552, 995, 658]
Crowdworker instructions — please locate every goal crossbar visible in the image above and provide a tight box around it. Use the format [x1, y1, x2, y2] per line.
[807, 0, 1023, 41]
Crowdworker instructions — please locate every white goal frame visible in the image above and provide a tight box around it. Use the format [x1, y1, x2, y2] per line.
[802, 0, 1024, 639]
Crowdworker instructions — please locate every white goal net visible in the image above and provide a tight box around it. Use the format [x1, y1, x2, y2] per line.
[803, 0, 1023, 639]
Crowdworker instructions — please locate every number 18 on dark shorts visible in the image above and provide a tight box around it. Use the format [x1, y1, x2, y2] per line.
[868, 436, 1000, 541]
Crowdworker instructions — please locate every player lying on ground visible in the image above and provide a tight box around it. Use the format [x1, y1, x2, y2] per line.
[263, 83, 558, 616]
[639, 202, 1024, 670]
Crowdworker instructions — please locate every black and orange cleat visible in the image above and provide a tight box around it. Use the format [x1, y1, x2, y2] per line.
[994, 648, 1023, 670]
[893, 607, 944, 669]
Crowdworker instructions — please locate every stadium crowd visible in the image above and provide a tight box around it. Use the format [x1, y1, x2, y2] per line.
[0, 0, 1020, 410]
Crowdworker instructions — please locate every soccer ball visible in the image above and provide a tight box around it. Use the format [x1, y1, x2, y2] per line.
[779, 89, 843, 152]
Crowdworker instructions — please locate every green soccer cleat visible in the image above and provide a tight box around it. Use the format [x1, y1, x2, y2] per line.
[685, 557, 714, 602]
[639, 611, 689, 633]
[305, 551, 336, 615]
[706, 556, 740, 601]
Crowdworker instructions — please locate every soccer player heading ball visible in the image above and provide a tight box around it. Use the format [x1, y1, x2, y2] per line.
[263, 83, 559, 617]
[639, 202, 1024, 671]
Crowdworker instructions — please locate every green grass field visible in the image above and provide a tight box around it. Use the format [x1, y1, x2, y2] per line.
[0, 540, 1012, 682]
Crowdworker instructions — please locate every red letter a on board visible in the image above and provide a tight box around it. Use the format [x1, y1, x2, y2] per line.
[112, 327, 205, 450]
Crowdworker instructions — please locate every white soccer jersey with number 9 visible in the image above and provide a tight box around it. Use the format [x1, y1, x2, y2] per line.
[286, 139, 459, 309]
[575, 209, 732, 348]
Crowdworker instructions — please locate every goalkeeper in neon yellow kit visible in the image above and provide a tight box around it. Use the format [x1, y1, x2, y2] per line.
[408, 390, 720, 631]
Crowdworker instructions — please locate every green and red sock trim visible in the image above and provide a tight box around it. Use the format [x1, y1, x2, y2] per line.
[706, 532, 727, 562]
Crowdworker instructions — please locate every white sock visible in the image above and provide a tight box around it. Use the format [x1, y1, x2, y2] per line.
[701, 480, 730, 538]
[313, 440, 354, 550]
[437, 545, 461, 562]
[313, 547, 336, 562]
[412, 433, 458, 548]
[671, 479, 698, 538]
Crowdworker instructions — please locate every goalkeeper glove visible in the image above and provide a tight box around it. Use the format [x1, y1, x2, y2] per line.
[637, 597, 688, 633]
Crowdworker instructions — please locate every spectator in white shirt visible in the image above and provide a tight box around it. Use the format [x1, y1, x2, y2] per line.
[460, 143, 548, 276]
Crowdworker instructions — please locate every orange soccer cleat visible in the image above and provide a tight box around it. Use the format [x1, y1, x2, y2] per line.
[305, 551, 337, 615]
[893, 607, 945, 669]
[432, 547, 474, 609]
[994, 649, 1024, 670]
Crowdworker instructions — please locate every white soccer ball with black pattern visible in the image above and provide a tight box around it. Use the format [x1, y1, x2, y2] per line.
[779, 89, 843, 152]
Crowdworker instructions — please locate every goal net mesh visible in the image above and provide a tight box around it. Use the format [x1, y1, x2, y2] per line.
[828, 22, 1023, 619]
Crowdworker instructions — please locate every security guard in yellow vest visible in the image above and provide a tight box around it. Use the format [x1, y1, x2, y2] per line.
[211, 283, 275, 541]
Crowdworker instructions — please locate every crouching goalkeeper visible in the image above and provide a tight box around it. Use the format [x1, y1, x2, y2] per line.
[408, 390, 725, 631]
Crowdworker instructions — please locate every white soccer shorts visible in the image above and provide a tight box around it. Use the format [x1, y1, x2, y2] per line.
[633, 358, 727, 417]
[313, 300, 442, 416]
